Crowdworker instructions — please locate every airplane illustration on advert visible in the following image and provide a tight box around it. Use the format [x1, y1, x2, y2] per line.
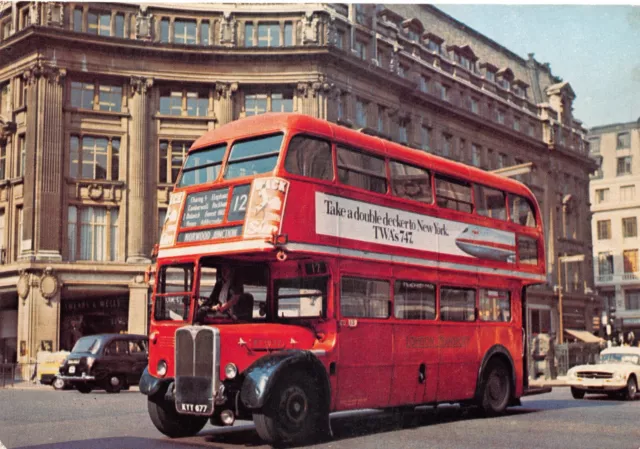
[454, 225, 516, 263]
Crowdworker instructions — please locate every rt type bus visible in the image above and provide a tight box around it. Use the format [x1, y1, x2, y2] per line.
[140, 113, 547, 445]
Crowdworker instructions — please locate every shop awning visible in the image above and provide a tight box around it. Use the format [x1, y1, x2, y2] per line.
[564, 329, 604, 343]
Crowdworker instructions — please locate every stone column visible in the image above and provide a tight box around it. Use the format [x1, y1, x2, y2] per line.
[214, 82, 238, 126]
[127, 76, 153, 263]
[128, 279, 149, 335]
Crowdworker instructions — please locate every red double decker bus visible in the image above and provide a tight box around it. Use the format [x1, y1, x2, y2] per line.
[140, 113, 547, 445]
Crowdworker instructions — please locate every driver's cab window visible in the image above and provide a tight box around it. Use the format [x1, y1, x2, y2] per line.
[275, 276, 327, 318]
[154, 263, 194, 322]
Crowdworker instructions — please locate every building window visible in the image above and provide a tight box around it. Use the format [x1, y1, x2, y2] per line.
[17, 134, 25, 177]
[67, 206, 119, 262]
[620, 185, 635, 201]
[69, 136, 120, 180]
[160, 89, 208, 117]
[617, 156, 632, 176]
[98, 85, 122, 112]
[337, 93, 344, 120]
[485, 69, 496, 82]
[200, 21, 210, 45]
[441, 134, 451, 157]
[158, 208, 167, 242]
[471, 143, 481, 167]
[87, 11, 111, 36]
[284, 22, 293, 46]
[0, 82, 8, 115]
[617, 132, 631, 149]
[598, 252, 614, 276]
[623, 217, 637, 238]
[497, 153, 506, 169]
[160, 18, 170, 43]
[470, 97, 479, 114]
[73, 7, 83, 32]
[499, 78, 510, 90]
[513, 117, 520, 131]
[0, 209, 4, 260]
[595, 188, 610, 204]
[355, 99, 367, 128]
[436, 83, 449, 101]
[159, 140, 192, 184]
[418, 75, 428, 93]
[377, 106, 385, 134]
[16, 206, 23, 260]
[426, 40, 442, 55]
[244, 91, 293, 116]
[335, 29, 345, 50]
[354, 39, 367, 60]
[115, 14, 125, 38]
[588, 137, 600, 154]
[71, 81, 95, 109]
[244, 22, 254, 46]
[174, 19, 196, 45]
[597, 220, 611, 240]
[421, 126, 430, 152]
[497, 109, 505, 125]
[397, 65, 406, 78]
[0, 143, 5, 180]
[513, 84, 525, 97]
[625, 290, 640, 310]
[624, 249, 639, 274]
[258, 23, 280, 47]
[398, 123, 408, 144]
[528, 122, 535, 137]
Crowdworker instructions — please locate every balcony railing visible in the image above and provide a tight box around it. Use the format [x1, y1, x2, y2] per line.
[596, 272, 640, 284]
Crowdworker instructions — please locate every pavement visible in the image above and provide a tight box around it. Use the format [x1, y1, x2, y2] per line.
[528, 376, 569, 387]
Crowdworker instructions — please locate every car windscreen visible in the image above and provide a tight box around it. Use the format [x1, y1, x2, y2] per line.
[600, 353, 640, 364]
[71, 336, 100, 354]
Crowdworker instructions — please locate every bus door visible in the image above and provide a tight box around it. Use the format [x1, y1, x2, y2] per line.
[335, 262, 393, 410]
[436, 274, 480, 402]
[390, 277, 439, 406]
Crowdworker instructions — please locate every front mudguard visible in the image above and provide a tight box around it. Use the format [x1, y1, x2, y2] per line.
[240, 350, 330, 411]
[139, 366, 172, 401]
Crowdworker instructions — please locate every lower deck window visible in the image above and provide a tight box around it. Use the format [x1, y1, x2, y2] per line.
[341, 276, 389, 318]
[479, 289, 510, 322]
[394, 280, 436, 320]
[440, 287, 475, 321]
[275, 276, 327, 318]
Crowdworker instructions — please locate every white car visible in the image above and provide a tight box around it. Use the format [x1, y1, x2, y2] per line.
[567, 346, 640, 400]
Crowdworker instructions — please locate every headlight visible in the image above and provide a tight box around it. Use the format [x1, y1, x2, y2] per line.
[86, 357, 95, 369]
[225, 363, 238, 380]
[157, 360, 168, 377]
[568, 370, 577, 379]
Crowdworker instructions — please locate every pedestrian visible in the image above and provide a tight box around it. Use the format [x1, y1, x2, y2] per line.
[547, 332, 557, 380]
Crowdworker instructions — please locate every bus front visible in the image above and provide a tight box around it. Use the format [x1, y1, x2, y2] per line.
[141, 123, 334, 444]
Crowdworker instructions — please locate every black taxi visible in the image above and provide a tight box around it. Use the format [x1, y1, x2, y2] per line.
[59, 334, 148, 393]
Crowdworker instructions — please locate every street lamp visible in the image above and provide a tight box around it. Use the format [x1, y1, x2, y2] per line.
[557, 253, 585, 344]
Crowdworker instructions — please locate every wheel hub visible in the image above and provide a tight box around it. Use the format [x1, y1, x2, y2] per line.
[283, 386, 308, 425]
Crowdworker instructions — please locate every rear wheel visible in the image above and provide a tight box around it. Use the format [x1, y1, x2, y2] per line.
[570, 387, 585, 399]
[479, 360, 511, 415]
[623, 376, 637, 401]
[253, 371, 324, 445]
[104, 375, 124, 393]
[148, 399, 208, 438]
[76, 384, 93, 394]
[52, 377, 66, 391]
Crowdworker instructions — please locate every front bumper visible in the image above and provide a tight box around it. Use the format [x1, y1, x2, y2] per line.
[58, 374, 96, 382]
[567, 379, 627, 391]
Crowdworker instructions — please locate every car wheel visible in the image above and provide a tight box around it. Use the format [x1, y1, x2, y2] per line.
[624, 376, 637, 401]
[253, 371, 324, 446]
[76, 384, 93, 394]
[479, 360, 511, 415]
[105, 375, 123, 393]
[52, 377, 66, 391]
[147, 398, 208, 438]
[570, 387, 585, 399]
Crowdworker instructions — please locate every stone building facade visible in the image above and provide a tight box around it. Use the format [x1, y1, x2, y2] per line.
[0, 2, 597, 366]
[589, 120, 640, 344]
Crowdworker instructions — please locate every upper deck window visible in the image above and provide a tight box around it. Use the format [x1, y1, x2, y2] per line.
[337, 146, 387, 194]
[474, 185, 506, 220]
[435, 175, 473, 213]
[389, 161, 432, 204]
[509, 194, 536, 227]
[284, 135, 333, 181]
[178, 144, 226, 187]
[224, 134, 283, 179]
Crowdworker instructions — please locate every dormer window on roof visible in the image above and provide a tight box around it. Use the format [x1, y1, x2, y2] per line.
[402, 18, 424, 42]
[512, 80, 529, 98]
[496, 68, 514, 91]
[479, 62, 498, 82]
[447, 44, 478, 73]
[423, 32, 445, 57]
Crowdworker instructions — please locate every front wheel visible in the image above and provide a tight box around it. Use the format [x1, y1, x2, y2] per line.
[571, 387, 585, 399]
[147, 399, 208, 438]
[52, 377, 66, 390]
[76, 384, 93, 394]
[479, 360, 511, 415]
[104, 375, 124, 393]
[253, 371, 325, 446]
[624, 376, 637, 401]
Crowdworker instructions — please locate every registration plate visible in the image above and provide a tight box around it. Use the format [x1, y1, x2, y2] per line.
[69, 366, 75, 374]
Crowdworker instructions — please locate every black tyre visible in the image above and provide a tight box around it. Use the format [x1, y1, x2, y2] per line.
[104, 375, 124, 393]
[623, 376, 637, 401]
[253, 371, 324, 446]
[52, 377, 66, 391]
[76, 384, 93, 394]
[479, 360, 511, 415]
[147, 399, 208, 438]
[570, 387, 585, 399]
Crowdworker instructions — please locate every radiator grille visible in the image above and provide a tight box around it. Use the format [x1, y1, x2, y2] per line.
[576, 371, 613, 379]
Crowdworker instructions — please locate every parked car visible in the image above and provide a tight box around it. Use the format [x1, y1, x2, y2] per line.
[567, 346, 640, 400]
[37, 350, 71, 390]
[58, 334, 148, 393]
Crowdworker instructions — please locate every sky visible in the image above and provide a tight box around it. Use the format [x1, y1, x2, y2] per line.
[434, 3, 640, 129]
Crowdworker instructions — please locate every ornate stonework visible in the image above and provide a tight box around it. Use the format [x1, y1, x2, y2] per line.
[22, 62, 66, 85]
[135, 6, 153, 41]
[45, 3, 64, 28]
[39, 268, 59, 300]
[130, 76, 153, 95]
[301, 12, 320, 45]
[219, 12, 237, 47]
[215, 82, 238, 100]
